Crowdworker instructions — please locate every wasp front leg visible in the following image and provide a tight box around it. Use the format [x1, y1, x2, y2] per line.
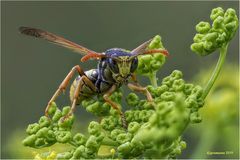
[127, 82, 153, 102]
[103, 85, 127, 128]
[45, 65, 86, 118]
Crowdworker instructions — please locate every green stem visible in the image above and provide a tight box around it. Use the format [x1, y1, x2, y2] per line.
[149, 72, 158, 88]
[202, 43, 228, 99]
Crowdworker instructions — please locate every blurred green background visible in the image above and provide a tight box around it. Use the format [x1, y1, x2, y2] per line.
[1, 1, 239, 159]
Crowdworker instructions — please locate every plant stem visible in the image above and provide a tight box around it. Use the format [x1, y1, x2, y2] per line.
[149, 71, 158, 88]
[202, 43, 228, 99]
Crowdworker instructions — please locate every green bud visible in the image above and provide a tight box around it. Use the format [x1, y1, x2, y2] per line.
[62, 106, 71, 116]
[111, 129, 125, 140]
[26, 123, 40, 135]
[88, 121, 101, 135]
[86, 135, 99, 151]
[191, 42, 205, 55]
[116, 133, 132, 144]
[46, 130, 55, 142]
[224, 8, 236, 20]
[118, 142, 132, 156]
[139, 110, 150, 122]
[86, 101, 100, 113]
[191, 85, 203, 99]
[161, 92, 175, 101]
[52, 109, 62, 122]
[172, 79, 185, 92]
[133, 110, 141, 122]
[193, 34, 205, 43]
[170, 70, 183, 80]
[225, 21, 237, 31]
[180, 141, 187, 149]
[126, 93, 139, 107]
[196, 21, 211, 33]
[213, 16, 224, 29]
[22, 135, 37, 146]
[73, 133, 87, 145]
[148, 35, 163, 49]
[190, 112, 202, 123]
[36, 127, 49, 138]
[130, 139, 145, 156]
[96, 132, 104, 142]
[73, 145, 85, 159]
[203, 41, 214, 51]
[205, 32, 218, 41]
[39, 116, 51, 128]
[210, 7, 224, 20]
[185, 96, 198, 108]
[81, 99, 96, 108]
[58, 115, 74, 129]
[128, 122, 140, 134]
[100, 116, 118, 130]
[35, 138, 45, 147]
[184, 83, 194, 95]
[47, 102, 57, 115]
[55, 131, 72, 143]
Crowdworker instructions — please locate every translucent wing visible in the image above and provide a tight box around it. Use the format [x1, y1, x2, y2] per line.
[131, 39, 169, 56]
[19, 27, 105, 61]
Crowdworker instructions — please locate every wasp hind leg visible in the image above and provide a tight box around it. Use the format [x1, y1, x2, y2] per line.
[103, 85, 127, 129]
[45, 65, 87, 118]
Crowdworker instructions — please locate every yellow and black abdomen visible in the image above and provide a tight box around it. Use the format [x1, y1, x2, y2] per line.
[69, 69, 98, 104]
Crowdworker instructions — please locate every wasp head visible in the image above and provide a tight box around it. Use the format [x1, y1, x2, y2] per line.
[104, 40, 168, 84]
[105, 48, 138, 83]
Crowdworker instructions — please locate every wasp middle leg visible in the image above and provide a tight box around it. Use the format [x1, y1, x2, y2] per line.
[61, 75, 97, 121]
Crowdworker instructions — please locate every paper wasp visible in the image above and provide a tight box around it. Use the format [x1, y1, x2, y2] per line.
[19, 27, 169, 127]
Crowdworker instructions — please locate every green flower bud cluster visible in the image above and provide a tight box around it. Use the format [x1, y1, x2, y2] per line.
[136, 35, 166, 76]
[119, 70, 203, 158]
[23, 70, 203, 159]
[191, 7, 238, 56]
[22, 103, 74, 148]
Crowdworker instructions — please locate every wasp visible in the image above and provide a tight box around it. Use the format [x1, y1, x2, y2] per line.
[19, 27, 169, 127]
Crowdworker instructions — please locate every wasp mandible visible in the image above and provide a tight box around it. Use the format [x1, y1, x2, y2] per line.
[19, 27, 169, 127]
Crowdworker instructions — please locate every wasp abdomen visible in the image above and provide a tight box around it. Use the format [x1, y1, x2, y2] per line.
[69, 69, 98, 103]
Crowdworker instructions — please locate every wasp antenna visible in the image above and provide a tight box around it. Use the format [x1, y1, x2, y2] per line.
[81, 52, 106, 62]
[143, 49, 169, 56]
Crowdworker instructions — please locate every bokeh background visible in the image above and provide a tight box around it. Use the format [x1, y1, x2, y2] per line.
[1, 1, 239, 159]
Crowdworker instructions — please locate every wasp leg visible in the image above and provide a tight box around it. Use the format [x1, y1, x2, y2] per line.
[131, 73, 138, 83]
[45, 65, 86, 118]
[127, 83, 153, 102]
[103, 85, 127, 129]
[61, 75, 97, 121]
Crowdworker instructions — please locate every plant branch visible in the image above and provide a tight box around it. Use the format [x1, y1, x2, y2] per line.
[202, 43, 228, 99]
[149, 71, 158, 88]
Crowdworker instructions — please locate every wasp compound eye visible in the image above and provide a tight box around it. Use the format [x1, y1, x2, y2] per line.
[130, 57, 138, 72]
[108, 58, 119, 73]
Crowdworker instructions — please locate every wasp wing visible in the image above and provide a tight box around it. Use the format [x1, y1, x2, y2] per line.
[19, 26, 100, 56]
[131, 39, 152, 55]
